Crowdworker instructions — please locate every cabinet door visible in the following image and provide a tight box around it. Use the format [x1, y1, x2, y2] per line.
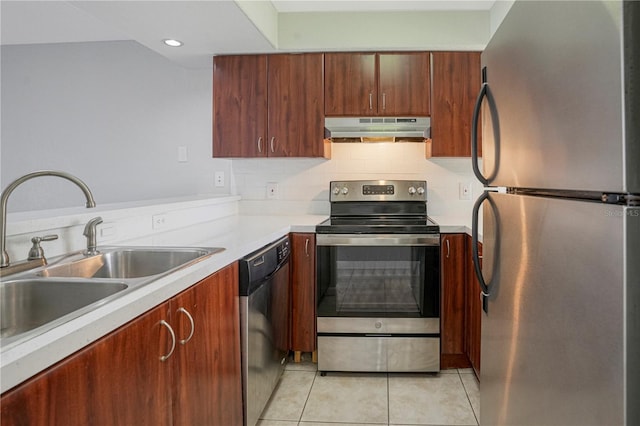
[431, 52, 482, 157]
[290, 233, 316, 352]
[378, 52, 430, 116]
[213, 55, 268, 157]
[171, 263, 243, 426]
[325, 53, 377, 116]
[465, 235, 482, 378]
[440, 234, 471, 369]
[268, 54, 325, 157]
[0, 303, 173, 426]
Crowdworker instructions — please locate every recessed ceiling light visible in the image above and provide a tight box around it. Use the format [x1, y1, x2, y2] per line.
[163, 39, 183, 47]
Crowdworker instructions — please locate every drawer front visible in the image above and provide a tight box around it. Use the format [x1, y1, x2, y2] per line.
[317, 336, 440, 372]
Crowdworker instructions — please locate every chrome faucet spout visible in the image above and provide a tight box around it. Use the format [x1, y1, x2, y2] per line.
[0, 170, 96, 268]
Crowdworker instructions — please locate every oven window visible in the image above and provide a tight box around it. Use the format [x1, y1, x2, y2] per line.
[317, 245, 439, 318]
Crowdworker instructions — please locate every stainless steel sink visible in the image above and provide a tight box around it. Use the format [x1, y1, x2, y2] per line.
[1, 278, 128, 340]
[1, 246, 224, 346]
[39, 247, 224, 279]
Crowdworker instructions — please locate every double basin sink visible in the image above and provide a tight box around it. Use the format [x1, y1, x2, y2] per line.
[0, 246, 224, 346]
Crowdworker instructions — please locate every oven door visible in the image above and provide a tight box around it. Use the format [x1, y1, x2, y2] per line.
[316, 234, 440, 318]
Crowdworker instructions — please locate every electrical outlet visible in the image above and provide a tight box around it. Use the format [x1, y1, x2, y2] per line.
[266, 182, 278, 199]
[215, 171, 225, 187]
[459, 182, 472, 200]
[178, 146, 188, 162]
[152, 214, 168, 229]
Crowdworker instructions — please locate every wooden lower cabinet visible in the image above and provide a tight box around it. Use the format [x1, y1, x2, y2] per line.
[440, 234, 471, 369]
[1, 263, 242, 426]
[171, 262, 242, 426]
[465, 235, 482, 378]
[290, 233, 316, 361]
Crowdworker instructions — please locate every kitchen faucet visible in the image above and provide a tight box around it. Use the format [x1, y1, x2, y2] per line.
[0, 170, 96, 268]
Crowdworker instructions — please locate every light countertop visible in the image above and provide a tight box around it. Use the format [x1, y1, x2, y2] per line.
[1, 210, 475, 393]
[0, 214, 323, 393]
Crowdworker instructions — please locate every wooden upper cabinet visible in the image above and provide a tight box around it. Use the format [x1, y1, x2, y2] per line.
[378, 53, 430, 116]
[268, 54, 325, 157]
[430, 51, 482, 157]
[324, 53, 377, 115]
[325, 52, 430, 117]
[213, 54, 326, 158]
[213, 55, 267, 157]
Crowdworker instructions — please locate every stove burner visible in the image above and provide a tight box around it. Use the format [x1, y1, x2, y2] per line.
[316, 216, 439, 234]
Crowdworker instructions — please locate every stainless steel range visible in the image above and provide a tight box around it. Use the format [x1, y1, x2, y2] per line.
[315, 180, 441, 374]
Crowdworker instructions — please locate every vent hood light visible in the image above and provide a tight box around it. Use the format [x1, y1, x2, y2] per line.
[324, 117, 430, 142]
[163, 39, 183, 47]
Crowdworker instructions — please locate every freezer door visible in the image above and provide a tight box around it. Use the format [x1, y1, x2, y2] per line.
[480, 192, 631, 425]
[481, 1, 639, 193]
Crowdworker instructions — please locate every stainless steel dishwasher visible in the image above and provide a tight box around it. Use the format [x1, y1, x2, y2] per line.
[239, 236, 290, 426]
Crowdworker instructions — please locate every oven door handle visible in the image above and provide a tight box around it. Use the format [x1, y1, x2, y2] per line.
[316, 234, 440, 247]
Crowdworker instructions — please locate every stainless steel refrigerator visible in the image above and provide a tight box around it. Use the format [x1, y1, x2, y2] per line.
[470, 1, 639, 425]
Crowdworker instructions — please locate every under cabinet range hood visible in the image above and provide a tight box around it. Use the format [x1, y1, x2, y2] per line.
[324, 117, 430, 142]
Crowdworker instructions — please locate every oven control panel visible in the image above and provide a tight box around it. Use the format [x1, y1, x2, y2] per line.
[330, 180, 426, 202]
[363, 184, 394, 195]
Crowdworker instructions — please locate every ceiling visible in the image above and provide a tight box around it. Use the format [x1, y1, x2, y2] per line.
[1, 1, 495, 68]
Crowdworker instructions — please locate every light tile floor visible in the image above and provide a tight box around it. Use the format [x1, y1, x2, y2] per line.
[257, 357, 479, 426]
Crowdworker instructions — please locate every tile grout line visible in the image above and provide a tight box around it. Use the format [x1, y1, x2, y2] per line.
[458, 369, 480, 426]
[386, 372, 390, 426]
[296, 367, 318, 425]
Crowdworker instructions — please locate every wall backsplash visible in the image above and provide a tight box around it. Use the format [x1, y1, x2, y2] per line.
[233, 143, 484, 222]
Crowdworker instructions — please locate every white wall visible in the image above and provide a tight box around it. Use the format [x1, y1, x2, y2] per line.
[1, 40, 231, 213]
[2, 40, 484, 224]
[233, 143, 484, 223]
[278, 11, 490, 51]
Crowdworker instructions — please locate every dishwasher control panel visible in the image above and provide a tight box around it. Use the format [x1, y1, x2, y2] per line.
[277, 239, 290, 262]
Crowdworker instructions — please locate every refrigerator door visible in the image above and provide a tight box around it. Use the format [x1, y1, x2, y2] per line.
[480, 192, 634, 425]
[481, 1, 639, 193]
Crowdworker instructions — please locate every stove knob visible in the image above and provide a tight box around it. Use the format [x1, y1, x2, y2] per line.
[341, 187, 349, 195]
[332, 187, 340, 195]
[408, 186, 416, 195]
[417, 187, 425, 195]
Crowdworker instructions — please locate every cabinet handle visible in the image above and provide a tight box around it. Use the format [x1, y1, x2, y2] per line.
[270, 137, 276, 153]
[159, 320, 176, 362]
[445, 238, 450, 258]
[382, 93, 386, 110]
[257, 137, 263, 153]
[176, 307, 195, 345]
[305, 238, 310, 257]
[369, 93, 373, 110]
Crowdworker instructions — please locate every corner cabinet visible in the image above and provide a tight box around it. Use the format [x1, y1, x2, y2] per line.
[213, 54, 327, 158]
[0, 263, 243, 426]
[324, 52, 430, 116]
[290, 233, 317, 362]
[440, 234, 471, 369]
[430, 51, 482, 157]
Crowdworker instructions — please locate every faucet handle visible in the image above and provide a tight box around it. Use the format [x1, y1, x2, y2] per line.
[28, 234, 59, 261]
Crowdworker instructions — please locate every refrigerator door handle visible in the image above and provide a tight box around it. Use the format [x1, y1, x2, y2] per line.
[471, 79, 489, 185]
[472, 191, 490, 300]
